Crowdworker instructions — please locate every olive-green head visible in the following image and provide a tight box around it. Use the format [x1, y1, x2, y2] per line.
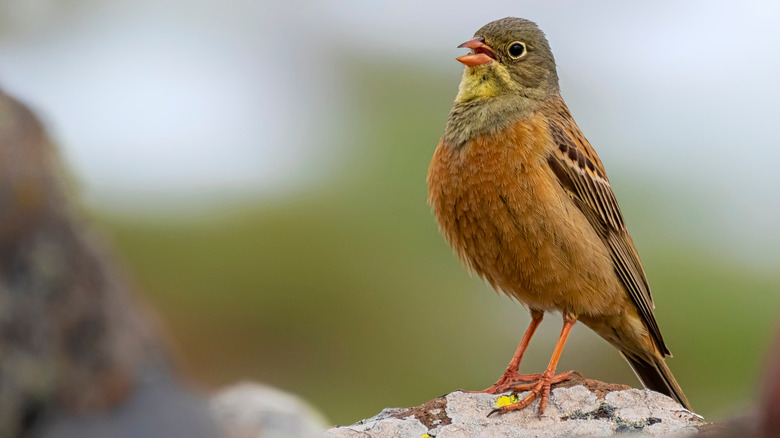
[455, 17, 559, 103]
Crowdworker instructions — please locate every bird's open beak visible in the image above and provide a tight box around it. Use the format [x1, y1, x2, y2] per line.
[456, 37, 496, 67]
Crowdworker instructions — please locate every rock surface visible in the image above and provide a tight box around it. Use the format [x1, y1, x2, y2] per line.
[325, 376, 706, 437]
[0, 87, 220, 437]
[212, 382, 328, 438]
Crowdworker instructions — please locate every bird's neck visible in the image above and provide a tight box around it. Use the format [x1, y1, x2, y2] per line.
[443, 94, 547, 149]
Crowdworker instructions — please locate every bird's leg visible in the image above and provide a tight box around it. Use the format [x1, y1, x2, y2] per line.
[488, 314, 577, 417]
[471, 311, 544, 395]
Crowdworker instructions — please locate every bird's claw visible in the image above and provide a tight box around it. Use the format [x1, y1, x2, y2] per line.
[487, 370, 576, 417]
[468, 372, 544, 395]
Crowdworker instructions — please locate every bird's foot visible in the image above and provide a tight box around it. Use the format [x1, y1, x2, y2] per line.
[467, 372, 543, 395]
[487, 370, 576, 417]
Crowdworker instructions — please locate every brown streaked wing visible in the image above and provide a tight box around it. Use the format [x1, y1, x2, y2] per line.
[545, 115, 671, 356]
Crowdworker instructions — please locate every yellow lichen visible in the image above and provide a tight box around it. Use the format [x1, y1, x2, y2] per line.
[494, 394, 520, 408]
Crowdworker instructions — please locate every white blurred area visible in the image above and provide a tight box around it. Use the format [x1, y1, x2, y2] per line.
[0, 0, 778, 267]
[0, 0, 334, 206]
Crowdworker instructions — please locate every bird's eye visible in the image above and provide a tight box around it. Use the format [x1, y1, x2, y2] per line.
[508, 42, 526, 59]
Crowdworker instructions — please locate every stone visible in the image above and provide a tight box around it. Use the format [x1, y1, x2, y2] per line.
[212, 382, 329, 438]
[325, 376, 707, 437]
[0, 87, 220, 437]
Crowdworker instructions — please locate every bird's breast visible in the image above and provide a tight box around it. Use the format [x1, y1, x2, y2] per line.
[427, 113, 613, 312]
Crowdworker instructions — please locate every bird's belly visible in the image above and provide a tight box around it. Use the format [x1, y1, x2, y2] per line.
[428, 140, 619, 316]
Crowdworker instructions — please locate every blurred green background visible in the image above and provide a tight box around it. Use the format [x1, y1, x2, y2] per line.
[2, 0, 779, 426]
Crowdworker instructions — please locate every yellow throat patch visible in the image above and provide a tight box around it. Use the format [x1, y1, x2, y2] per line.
[455, 63, 515, 103]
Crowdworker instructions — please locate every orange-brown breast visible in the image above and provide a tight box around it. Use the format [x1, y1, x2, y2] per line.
[427, 112, 630, 318]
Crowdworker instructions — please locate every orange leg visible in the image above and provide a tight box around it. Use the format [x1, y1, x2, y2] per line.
[471, 311, 544, 395]
[488, 315, 577, 417]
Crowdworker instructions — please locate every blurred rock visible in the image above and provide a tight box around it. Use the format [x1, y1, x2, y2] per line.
[695, 324, 780, 438]
[0, 88, 220, 437]
[325, 376, 706, 438]
[759, 325, 780, 437]
[37, 370, 219, 438]
[211, 382, 328, 438]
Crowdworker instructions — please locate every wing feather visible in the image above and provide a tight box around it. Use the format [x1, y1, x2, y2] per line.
[546, 115, 670, 356]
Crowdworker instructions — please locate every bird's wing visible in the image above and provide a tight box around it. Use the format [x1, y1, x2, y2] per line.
[545, 112, 670, 356]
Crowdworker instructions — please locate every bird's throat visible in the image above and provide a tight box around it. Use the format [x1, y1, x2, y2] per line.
[455, 63, 514, 103]
[444, 92, 537, 149]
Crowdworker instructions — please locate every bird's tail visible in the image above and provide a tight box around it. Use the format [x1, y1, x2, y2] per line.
[621, 353, 691, 411]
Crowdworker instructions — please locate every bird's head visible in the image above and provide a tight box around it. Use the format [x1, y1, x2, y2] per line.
[455, 17, 559, 103]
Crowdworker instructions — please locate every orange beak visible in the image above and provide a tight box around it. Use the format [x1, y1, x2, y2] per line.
[456, 37, 496, 67]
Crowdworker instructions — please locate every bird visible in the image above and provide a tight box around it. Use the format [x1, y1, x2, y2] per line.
[427, 17, 691, 416]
